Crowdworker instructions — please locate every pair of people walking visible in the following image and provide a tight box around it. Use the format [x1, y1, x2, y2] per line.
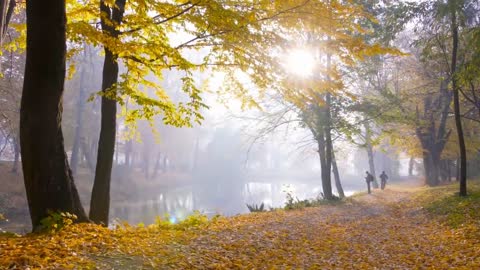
[365, 171, 388, 194]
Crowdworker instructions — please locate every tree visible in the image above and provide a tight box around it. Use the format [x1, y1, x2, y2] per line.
[276, 0, 397, 199]
[20, 0, 88, 230]
[66, 0, 328, 225]
[363, 122, 379, 188]
[410, 0, 479, 189]
[88, 0, 126, 225]
[448, 0, 467, 196]
[348, 0, 466, 187]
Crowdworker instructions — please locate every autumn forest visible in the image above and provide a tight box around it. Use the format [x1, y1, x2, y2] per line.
[1, 0, 480, 268]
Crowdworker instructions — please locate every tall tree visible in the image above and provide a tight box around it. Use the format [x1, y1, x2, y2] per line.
[20, 0, 88, 230]
[364, 122, 379, 188]
[281, 0, 397, 198]
[89, 0, 126, 225]
[448, 0, 466, 196]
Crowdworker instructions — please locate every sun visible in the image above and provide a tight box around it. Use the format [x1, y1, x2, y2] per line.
[285, 49, 316, 77]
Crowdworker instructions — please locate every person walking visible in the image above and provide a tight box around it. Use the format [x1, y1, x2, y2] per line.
[380, 171, 388, 190]
[365, 171, 374, 194]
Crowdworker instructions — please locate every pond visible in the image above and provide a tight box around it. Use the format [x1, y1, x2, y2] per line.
[110, 181, 357, 226]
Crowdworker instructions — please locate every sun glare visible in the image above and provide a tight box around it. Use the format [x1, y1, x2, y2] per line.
[285, 49, 316, 77]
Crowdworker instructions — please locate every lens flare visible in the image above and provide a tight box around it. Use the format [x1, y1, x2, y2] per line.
[285, 49, 316, 77]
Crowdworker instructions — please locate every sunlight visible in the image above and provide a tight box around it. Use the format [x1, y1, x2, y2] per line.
[285, 49, 316, 77]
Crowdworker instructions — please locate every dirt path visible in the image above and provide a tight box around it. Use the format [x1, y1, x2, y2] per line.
[153, 183, 480, 269]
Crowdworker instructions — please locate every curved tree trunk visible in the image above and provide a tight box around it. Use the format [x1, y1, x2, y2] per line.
[21, 0, 88, 230]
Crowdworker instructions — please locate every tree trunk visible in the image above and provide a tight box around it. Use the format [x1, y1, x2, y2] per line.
[417, 131, 444, 186]
[324, 54, 334, 199]
[11, 135, 19, 173]
[317, 129, 333, 200]
[415, 76, 451, 186]
[70, 57, 87, 175]
[163, 155, 168, 172]
[331, 150, 345, 198]
[456, 158, 460, 181]
[151, 151, 162, 179]
[124, 139, 131, 167]
[440, 160, 450, 182]
[364, 122, 378, 188]
[447, 160, 452, 182]
[450, 5, 467, 196]
[319, 52, 334, 200]
[89, 49, 118, 225]
[408, 157, 414, 177]
[192, 137, 199, 172]
[89, 0, 126, 225]
[422, 149, 441, 186]
[80, 137, 95, 173]
[20, 0, 88, 230]
[143, 143, 150, 179]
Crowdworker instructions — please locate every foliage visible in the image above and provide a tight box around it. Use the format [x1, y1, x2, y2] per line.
[246, 202, 266, 213]
[63, 0, 331, 132]
[39, 211, 78, 233]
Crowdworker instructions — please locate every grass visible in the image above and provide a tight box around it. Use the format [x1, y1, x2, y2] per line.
[413, 180, 480, 228]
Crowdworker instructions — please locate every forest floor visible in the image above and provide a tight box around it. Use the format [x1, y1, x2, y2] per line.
[1, 179, 480, 269]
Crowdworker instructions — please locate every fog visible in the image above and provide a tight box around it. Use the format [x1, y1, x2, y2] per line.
[0, 45, 415, 232]
[65, 49, 411, 227]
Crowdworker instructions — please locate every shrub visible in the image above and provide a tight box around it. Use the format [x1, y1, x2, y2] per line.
[39, 211, 77, 232]
[246, 202, 266, 212]
[152, 211, 211, 230]
[284, 191, 341, 210]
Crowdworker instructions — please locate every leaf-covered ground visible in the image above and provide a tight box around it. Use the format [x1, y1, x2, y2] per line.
[2, 180, 480, 269]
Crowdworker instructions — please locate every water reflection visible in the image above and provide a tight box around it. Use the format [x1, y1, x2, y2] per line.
[111, 182, 356, 226]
